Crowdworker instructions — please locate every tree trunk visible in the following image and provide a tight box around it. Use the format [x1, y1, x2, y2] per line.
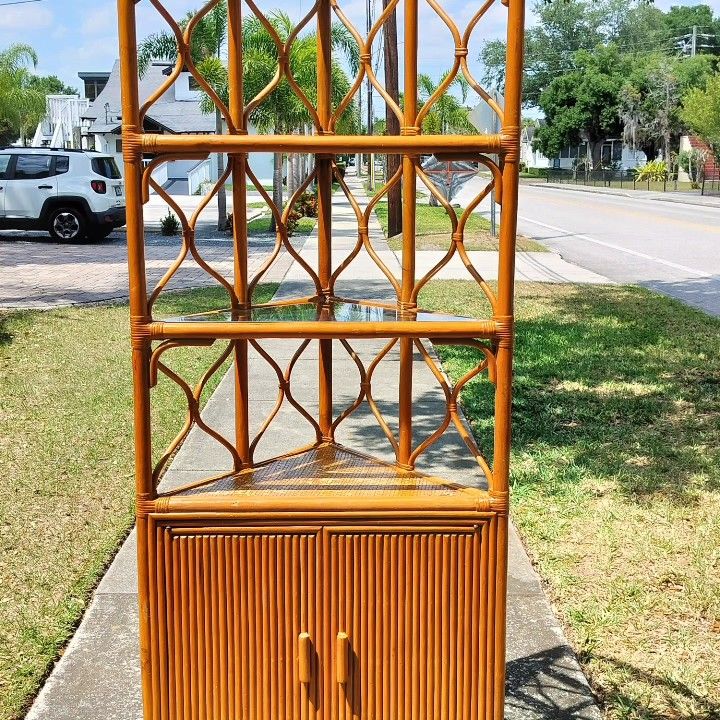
[383, 0, 402, 237]
[215, 108, 227, 231]
[270, 150, 284, 233]
[590, 140, 603, 170]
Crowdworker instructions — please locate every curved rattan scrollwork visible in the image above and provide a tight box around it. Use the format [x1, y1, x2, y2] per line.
[329, 0, 404, 131]
[412, 163, 497, 312]
[330, 162, 402, 299]
[364, 338, 401, 458]
[150, 339, 241, 484]
[416, 0, 503, 128]
[248, 339, 323, 461]
[411, 338, 496, 483]
[142, 158, 238, 312]
[142, 0, 235, 132]
[243, 0, 322, 130]
[247, 166, 323, 298]
[330, 340, 368, 434]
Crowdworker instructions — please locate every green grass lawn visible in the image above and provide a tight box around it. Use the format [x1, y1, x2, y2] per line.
[374, 201, 547, 252]
[421, 281, 720, 720]
[247, 214, 316, 237]
[0, 285, 277, 720]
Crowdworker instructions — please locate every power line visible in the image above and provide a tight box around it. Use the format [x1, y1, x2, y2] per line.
[0, 0, 44, 5]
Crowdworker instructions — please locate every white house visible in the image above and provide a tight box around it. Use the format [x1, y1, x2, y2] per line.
[520, 122, 646, 171]
[78, 61, 275, 192]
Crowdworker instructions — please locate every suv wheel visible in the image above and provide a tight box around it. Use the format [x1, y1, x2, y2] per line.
[48, 207, 87, 242]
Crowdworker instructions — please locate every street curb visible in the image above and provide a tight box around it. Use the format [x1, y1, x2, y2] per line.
[533, 182, 720, 209]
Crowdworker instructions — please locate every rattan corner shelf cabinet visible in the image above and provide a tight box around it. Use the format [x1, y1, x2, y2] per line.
[117, 0, 525, 717]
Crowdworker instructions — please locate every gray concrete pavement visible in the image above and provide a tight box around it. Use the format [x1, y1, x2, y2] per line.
[0, 208, 286, 309]
[25, 174, 602, 720]
[515, 184, 720, 316]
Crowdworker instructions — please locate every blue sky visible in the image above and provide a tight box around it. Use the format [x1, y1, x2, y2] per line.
[0, 0, 715, 95]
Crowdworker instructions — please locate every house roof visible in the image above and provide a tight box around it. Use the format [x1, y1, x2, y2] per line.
[82, 60, 215, 135]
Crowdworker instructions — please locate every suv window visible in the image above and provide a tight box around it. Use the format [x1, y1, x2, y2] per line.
[55, 156, 70, 175]
[14, 154, 53, 180]
[0, 155, 11, 179]
[91, 157, 121, 179]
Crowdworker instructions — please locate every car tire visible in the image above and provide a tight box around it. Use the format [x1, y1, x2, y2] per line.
[48, 207, 87, 242]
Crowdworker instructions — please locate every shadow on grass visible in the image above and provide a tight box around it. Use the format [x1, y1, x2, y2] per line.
[425, 282, 720, 503]
[587, 653, 720, 720]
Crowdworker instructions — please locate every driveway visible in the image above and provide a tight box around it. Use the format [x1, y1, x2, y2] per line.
[0, 196, 283, 309]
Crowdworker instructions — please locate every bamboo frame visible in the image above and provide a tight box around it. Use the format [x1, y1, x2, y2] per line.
[118, 0, 524, 715]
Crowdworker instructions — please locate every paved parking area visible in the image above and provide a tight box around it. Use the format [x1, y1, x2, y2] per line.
[0, 223, 289, 309]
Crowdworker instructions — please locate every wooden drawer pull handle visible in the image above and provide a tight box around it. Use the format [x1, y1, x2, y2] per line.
[298, 633, 311, 684]
[336, 632, 349, 684]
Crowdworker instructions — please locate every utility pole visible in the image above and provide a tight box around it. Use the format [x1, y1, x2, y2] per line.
[691, 25, 697, 57]
[366, 0, 374, 187]
[383, 0, 401, 236]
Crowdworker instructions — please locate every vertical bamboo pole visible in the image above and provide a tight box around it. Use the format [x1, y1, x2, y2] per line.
[118, 0, 153, 715]
[492, 0, 525, 715]
[317, 0, 334, 441]
[228, 0, 250, 467]
[398, 0, 418, 467]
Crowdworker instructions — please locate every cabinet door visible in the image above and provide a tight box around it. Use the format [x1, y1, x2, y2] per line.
[326, 526, 488, 720]
[152, 526, 321, 720]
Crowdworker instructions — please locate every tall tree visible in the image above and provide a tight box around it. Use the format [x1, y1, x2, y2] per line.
[418, 73, 475, 135]
[681, 74, 720, 150]
[478, 0, 699, 106]
[0, 44, 47, 145]
[382, 0, 401, 237]
[138, 2, 229, 230]
[198, 12, 359, 230]
[619, 53, 715, 161]
[533, 45, 628, 167]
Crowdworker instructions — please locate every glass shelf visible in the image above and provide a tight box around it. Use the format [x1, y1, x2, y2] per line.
[150, 298, 499, 341]
[166, 299, 470, 324]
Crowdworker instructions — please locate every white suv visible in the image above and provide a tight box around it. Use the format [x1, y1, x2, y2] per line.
[0, 148, 126, 242]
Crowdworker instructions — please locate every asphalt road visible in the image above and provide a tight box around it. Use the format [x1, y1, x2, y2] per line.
[515, 185, 720, 316]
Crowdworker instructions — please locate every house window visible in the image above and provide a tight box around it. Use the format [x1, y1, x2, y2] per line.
[116, 139, 123, 154]
[612, 142, 622, 162]
[189, 76, 200, 91]
[560, 146, 570, 159]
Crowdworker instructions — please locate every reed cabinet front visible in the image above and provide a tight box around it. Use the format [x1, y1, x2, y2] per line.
[145, 517, 498, 720]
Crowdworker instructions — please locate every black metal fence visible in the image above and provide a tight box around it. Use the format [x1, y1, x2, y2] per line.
[702, 175, 720, 197]
[546, 168, 690, 193]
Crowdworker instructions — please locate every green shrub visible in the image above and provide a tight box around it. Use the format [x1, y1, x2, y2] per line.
[160, 211, 180, 236]
[634, 160, 668, 182]
[294, 191, 318, 218]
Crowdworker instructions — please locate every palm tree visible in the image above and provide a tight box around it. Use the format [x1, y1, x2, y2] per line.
[138, 2, 229, 230]
[0, 44, 46, 145]
[418, 72, 475, 135]
[198, 11, 359, 229]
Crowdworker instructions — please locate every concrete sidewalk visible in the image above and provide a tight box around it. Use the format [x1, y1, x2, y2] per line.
[26, 174, 603, 720]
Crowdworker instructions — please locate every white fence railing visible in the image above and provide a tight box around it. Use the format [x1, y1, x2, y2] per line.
[188, 158, 212, 195]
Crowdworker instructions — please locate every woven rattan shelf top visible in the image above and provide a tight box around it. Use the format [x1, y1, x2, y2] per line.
[159, 444, 490, 513]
